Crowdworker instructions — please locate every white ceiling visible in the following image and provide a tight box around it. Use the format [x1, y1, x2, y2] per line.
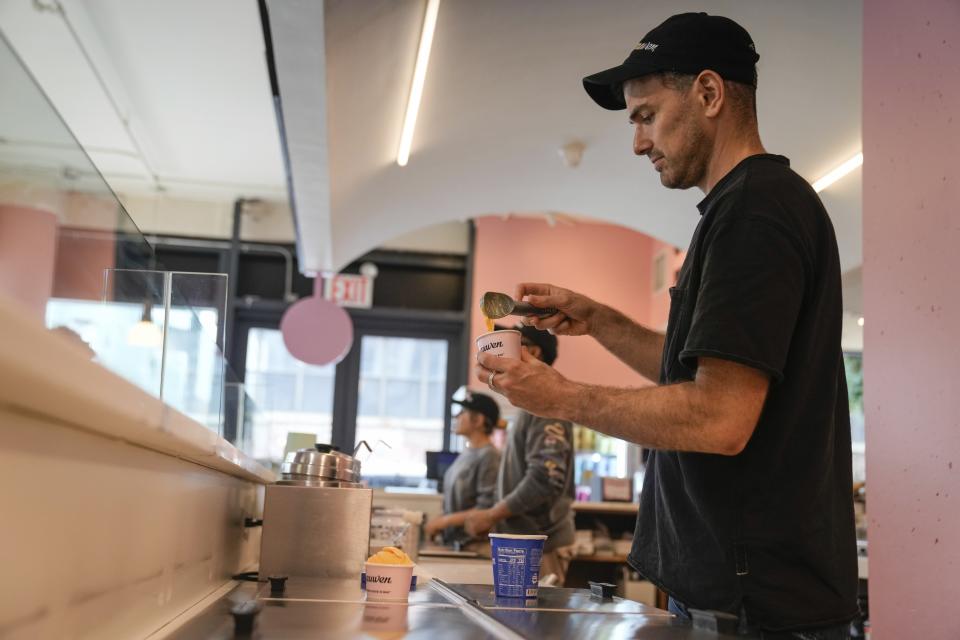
[1, 0, 862, 273]
[0, 0, 286, 200]
[320, 0, 862, 271]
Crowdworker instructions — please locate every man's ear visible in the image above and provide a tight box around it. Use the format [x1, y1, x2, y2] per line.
[695, 70, 725, 118]
[524, 345, 543, 362]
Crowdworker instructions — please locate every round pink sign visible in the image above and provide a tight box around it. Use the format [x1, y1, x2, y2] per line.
[280, 296, 353, 366]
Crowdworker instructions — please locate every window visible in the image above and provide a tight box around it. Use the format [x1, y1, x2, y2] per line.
[652, 250, 668, 293]
[244, 327, 336, 465]
[844, 352, 865, 483]
[355, 335, 449, 484]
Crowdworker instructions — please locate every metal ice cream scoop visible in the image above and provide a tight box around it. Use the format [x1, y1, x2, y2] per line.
[480, 291, 558, 319]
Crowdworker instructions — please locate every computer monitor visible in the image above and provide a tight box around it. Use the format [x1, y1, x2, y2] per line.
[425, 450, 459, 492]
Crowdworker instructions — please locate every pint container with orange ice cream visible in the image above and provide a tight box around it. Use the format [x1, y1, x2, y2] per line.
[364, 547, 415, 601]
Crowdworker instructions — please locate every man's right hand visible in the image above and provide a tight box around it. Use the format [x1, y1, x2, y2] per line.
[515, 283, 600, 336]
[423, 515, 446, 539]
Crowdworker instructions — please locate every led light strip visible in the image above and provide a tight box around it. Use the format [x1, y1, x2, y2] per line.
[397, 0, 441, 167]
[812, 152, 863, 193]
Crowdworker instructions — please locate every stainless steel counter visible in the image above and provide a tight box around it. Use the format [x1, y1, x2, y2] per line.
[447, 583, 664, 614]
[164, 577, 741, 639]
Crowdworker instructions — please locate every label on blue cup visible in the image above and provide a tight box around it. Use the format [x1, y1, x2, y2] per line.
[489, 533, 548, 599]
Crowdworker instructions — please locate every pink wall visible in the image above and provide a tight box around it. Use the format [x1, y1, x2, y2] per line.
[864, 2, 960, 638]
[648, 240, 686, 331]
[471, 216, 667, 390]
[52, 229, 117, 301]
[0, 205, 58, 321]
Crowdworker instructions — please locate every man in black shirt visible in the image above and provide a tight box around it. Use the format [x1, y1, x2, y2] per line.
[476, 13, 857, 638]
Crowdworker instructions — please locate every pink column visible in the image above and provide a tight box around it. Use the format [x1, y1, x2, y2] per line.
[0, 205, 58, 322]
[51, 230, 117, 301]
[52, 193, 119, 301]
[864, 2, 960, 638]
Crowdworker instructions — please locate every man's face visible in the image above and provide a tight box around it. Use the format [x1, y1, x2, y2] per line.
[624, 75, 711, 190]
[454, 409, 476, 436]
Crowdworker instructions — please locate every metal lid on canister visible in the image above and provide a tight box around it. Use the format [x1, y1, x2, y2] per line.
[280, 444, 362, 485]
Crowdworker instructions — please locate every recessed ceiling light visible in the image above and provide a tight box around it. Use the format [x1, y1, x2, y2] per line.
[857, 317, 864, 327]
[397, 0, 441, 167]
[812, 152, 863, 193]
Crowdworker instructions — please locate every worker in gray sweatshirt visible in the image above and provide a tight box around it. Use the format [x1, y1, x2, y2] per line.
[466, 324, 576, 583]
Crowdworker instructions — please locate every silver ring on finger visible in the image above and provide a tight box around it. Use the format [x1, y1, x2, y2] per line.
[487, 371, 498, 391]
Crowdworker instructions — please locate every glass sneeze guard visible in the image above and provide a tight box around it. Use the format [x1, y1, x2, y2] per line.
[0, 30, 256, 441]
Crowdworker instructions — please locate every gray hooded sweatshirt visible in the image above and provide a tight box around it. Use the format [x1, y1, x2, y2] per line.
[496, 411, 575, 552]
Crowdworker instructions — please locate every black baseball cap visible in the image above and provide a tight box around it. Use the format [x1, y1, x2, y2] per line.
[495, 323, 558, 366]
[582, 12, 760, 110]
[452, 390, 500, 427]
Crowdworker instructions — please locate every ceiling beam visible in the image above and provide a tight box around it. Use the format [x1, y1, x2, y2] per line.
[260, 0, 332, 276]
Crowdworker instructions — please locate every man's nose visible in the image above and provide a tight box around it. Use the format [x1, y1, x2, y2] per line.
[633, 128, 652, 156]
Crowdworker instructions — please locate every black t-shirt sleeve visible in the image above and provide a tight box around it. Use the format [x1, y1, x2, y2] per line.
[679, 215, 806, 382]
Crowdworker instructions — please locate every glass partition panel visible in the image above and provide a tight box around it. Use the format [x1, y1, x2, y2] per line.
[224, 380, 258, 456]
[166, 272, 228, 431]
[97, 269, 228, 431]
[0, 32, 233, 437]
[0, 32, 153, 326]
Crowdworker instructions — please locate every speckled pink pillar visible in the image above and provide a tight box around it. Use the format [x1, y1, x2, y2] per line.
[863, 2, 960, 637]
[0, 205, 58, 321]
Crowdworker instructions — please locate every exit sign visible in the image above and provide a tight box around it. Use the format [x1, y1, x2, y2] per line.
[325, 273, 374, 308]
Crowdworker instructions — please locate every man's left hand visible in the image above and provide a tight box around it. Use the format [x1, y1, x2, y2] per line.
[475, 349, 575, 419]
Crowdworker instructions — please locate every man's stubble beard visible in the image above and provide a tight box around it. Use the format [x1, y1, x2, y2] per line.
[660, 100, 711, 190]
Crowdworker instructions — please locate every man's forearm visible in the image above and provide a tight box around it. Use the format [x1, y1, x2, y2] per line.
[440, 509, 476, 529]
[560, 381, 746, 455]
[589, 304, 665, 382]
[464, 500, 513, 537]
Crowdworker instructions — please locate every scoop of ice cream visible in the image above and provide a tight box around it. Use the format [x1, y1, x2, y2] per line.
[367, 546, 414, 566]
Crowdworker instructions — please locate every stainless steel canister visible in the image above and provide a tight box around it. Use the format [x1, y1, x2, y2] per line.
[260, 445, 372, 580]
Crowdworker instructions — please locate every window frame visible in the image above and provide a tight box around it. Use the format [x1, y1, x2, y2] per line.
[230, 305, 466, 458]
[338, 307, 466, 455]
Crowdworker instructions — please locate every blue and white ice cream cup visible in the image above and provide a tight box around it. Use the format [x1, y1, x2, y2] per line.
[489, 533, 548, 599]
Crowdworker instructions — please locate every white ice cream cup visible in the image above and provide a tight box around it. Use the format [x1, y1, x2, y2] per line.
[364, 562, 415, 602]
[476, 329, 521, 360]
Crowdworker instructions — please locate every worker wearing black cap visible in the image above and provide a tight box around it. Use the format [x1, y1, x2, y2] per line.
[475, 12, 856, 637]
[466, 324, 576, 584]
[506, 323, 558, 368]
[424, 390, 502, 547]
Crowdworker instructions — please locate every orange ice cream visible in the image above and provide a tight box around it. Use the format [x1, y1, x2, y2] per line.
[367, 546, 414, 566]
